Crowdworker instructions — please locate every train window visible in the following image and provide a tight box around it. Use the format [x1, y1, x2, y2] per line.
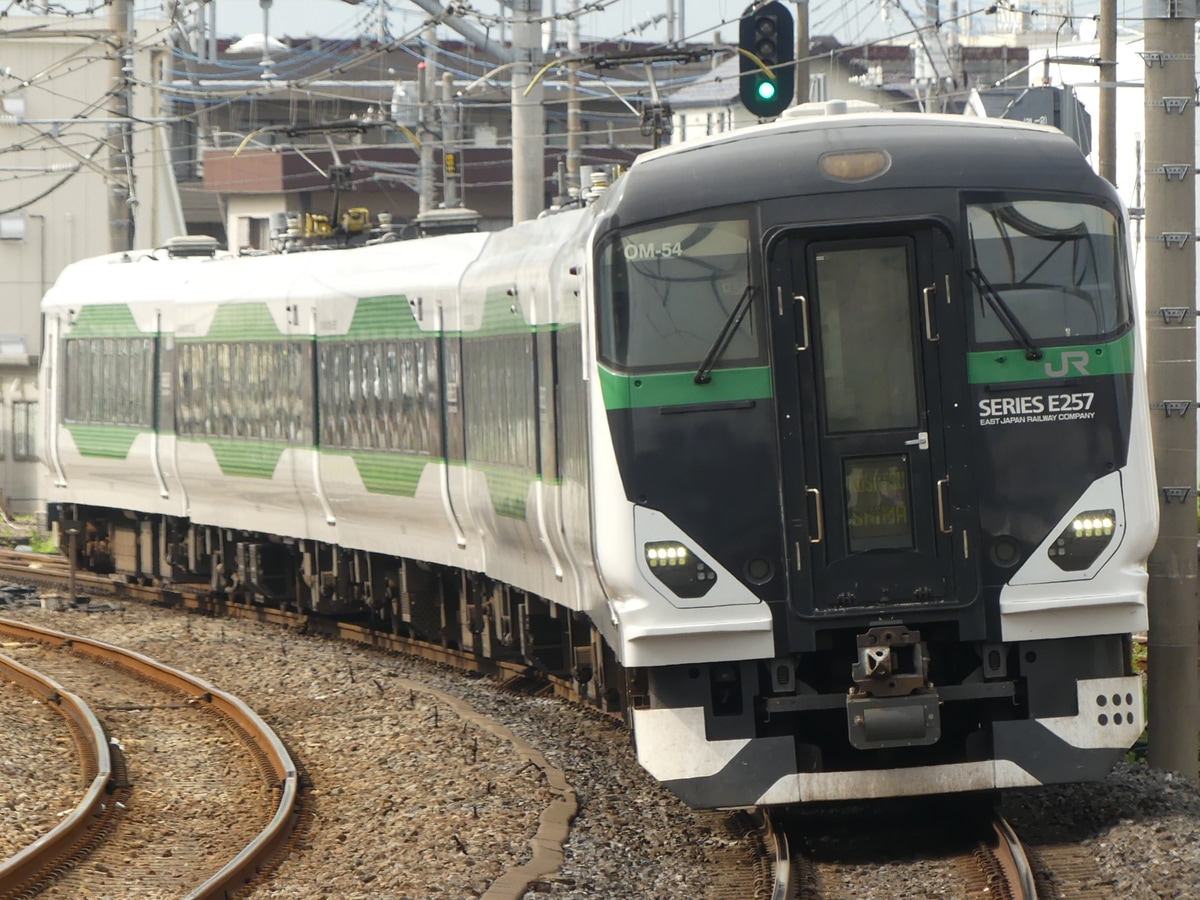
[966, 200, 1130, 346]
[815, 245, 919, 433]
[597, 215, 762, 372]
[63, 338, 154, 428]
[288, 343, 309, 443]
[315, 338, 442, 455]
[385, 345, 399, 449]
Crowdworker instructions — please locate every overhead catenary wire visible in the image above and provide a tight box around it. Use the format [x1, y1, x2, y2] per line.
[0, 0, 1104, 201]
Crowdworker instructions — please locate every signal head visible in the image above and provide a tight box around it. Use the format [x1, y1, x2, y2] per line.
[738, 1, 796, 119]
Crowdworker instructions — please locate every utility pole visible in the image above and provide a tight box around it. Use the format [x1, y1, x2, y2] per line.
[1144, 0, 1198, 779]
[794, 0, 809, 107]
[1097, 0, 1116, 184]
[108, 0, 134, 252]
[442, 72, 459, 209]
[418, 28, 437, 216]
[511, 0, 545, 223]
[566, 0, 582, 199]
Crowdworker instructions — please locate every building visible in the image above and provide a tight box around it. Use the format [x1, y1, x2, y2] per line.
[0, 11, 183, 514]
[168, 36, 713, 248]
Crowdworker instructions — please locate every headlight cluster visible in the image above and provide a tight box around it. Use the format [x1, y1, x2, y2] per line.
[644, 541, 716, 598]
[1049, 509, 1117, 571]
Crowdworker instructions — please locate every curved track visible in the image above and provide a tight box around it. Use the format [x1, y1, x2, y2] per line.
[0, 617, 300, 899]
[0, 551, 805, 899]
[0, 652, 112, 899]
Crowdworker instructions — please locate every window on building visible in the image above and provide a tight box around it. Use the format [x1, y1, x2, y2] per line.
[13, 401, 36, 462]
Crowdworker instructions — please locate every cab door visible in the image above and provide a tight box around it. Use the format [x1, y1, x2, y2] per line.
[769, 226, 972, 616]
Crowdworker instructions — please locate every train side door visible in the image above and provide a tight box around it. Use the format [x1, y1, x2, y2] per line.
[769, 227, 970, 616]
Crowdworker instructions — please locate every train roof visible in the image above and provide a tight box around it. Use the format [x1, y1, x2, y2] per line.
[42, 209, 593, 319]
[605, 112, 1115, 227]
[41, 208, 595, 340]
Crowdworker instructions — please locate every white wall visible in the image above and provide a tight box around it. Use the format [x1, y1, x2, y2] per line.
[1, 13, 183, 514]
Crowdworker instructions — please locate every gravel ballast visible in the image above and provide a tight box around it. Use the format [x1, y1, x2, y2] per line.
[3, 598, 1199, 899]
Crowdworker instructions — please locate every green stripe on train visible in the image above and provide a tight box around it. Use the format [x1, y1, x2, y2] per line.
[480, 463, 532, 519]
[179, 304, 292, 342]
[465, 285, 561, 338]
[966, 332, 1135, 384]
[192, 439, 288, 479]
[336, 295, 427, 341]
[343, 451, 432, 497]
[66, 424, 141, 458]
[598, 365, 774, 410]
[68, 306, 146, 339]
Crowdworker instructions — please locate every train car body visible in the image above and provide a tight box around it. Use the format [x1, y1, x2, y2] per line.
[41, 112, 1155, 810]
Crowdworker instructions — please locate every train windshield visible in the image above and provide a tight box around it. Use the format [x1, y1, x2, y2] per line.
[966, 199, 1130, 347]
[596, 215, 764, 372]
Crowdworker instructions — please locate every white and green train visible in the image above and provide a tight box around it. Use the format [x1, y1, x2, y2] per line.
[42, 112, 1156, 809]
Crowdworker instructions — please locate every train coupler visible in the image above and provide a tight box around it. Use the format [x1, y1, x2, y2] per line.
[846, 625, 941, 749]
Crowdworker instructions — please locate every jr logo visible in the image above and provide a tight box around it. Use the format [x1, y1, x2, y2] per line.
[1045, 350, 1090, 377]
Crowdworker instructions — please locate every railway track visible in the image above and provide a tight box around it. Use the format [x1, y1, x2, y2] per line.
[0, 616, 300, 899]
[0, 549, 810, 898]
[785, 797, 1043, 899]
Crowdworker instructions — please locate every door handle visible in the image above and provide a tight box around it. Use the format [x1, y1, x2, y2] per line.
[806, 487, 824, 544]
[795, 294, 811, 352]
[937, 477, 952, 534]
[922, 285, 939, 342]
[904, 432, 929, 450]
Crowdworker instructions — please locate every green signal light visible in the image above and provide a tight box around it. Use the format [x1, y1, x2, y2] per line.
[756, 79, 777, 101]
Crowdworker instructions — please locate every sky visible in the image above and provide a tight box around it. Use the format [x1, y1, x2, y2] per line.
[27, 0, 1149, 49]
[205, 0, 894, 47]
[195, 0, 1149, 46]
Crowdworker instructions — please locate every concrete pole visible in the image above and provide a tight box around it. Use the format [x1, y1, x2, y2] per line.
[566, 0, 581, 198]
[1144, 0, 1198, 779]
[418, 28, 437, 215]
[794, 1, 809, 107]
[1097, 0, 1117, 184]
[442, 73, 459, 209]
[108, 0, 133, 252]
[511, 0, 546, 223]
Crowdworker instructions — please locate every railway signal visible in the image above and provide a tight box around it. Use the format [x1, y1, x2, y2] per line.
[738, 1, 795, 118]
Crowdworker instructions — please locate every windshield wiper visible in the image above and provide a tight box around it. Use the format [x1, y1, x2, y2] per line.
[966, 267, 1043, 361]
[694, 284, 755, 384]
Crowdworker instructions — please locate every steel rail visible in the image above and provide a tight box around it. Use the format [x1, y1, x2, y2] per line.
[765, 812, 793, 900]
[0, 617, 300, 900]
[992, 813, 1038, 900]
[0, 650, 112, 899]
[0, 566, 589, 899]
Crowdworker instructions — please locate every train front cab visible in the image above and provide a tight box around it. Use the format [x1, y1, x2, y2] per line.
[600, 141, 1154, 809]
